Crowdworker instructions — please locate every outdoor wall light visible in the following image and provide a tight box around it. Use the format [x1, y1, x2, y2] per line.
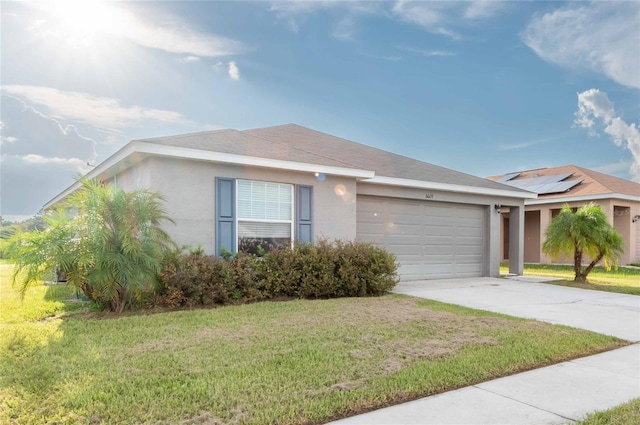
[494, 204, 502, 214]
[633, 215, 640, 223]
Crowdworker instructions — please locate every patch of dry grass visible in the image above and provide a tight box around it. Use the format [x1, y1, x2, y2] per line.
[0, 264, 627, 425]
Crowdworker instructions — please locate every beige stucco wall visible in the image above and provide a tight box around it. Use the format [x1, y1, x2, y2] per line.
[137, 157, 358, 253]
[105, 157, 528, 276]
[524, 211, 541, 263]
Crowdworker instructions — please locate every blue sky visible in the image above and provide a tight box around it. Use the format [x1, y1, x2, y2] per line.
[1, 1, 639, 220]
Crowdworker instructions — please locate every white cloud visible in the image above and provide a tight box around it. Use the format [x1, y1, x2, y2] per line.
[592, 160, 633, 175]
[228, 61, 240, 80]
[25, 1, 246, 58]
[22, 154, 89, 168]
[1, 154, 90, 215]
[398, 45, 457, 57]
[1, 95, 96, 159]
[179, 56, 201, 63]
[0, 95, 97, 215]
[575, 89, 640, 182]
[1, 85, 189, 129]
[270, 1, 506, 40]
[464, 1, 505, 20]
[392, 1, 460, 39]
[392, 1, 507, 39]
[270, 1, 383, 35]
[332, 17, 357, 41]
[522, 2, 640, 89]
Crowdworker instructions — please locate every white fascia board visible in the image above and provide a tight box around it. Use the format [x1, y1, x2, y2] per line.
[42, 141, 375, 210]
[364, 176, 538, 199]
[42, 143, 139, 210]
[132, 141, 375, 179]
[526, 193, 640, 205]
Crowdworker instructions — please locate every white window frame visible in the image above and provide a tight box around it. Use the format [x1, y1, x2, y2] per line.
[235, 179, 295, 252]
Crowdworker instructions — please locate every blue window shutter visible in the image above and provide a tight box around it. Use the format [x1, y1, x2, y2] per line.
[296, 185, 313, 243]
[215, 177, 236, 255]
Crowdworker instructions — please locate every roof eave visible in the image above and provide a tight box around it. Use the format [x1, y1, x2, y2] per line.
[43, 141, 376, 210]
[362, 176, 538, 199]
[43, 142, 140, 210]
[526, 193, 640, 205]
[132, 142, 375, 179]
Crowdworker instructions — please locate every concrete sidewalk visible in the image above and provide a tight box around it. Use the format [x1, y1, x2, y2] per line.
[328, 278, 640, 425]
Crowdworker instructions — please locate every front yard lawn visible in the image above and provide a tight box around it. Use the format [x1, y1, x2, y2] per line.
[577, 398, 640, 424]
[0, 264, 628, 424]
[500, 263, 640, 296]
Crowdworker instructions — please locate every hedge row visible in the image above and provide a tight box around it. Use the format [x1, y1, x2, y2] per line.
[155, 240, 399, 308]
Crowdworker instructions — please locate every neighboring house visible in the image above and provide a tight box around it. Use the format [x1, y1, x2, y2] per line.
[488, 165, 640, 265]
[45, 124, 535, 280]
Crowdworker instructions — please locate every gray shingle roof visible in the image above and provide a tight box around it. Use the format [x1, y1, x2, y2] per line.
[138, 128, 355, 169]
[246, 124, 516, 191]
[139, 123, 523, 192]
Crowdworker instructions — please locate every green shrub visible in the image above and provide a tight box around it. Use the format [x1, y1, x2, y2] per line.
[156, 239, 399, 308]
[289, 241, 340, 299]
[254, 246, 302, 297]
[156, 252, 260, 307]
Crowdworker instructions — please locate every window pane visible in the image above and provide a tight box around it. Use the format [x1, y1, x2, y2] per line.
[238, 221, 291, 254]
[238, 221, 291, 238]
[237, 180, 292, 220]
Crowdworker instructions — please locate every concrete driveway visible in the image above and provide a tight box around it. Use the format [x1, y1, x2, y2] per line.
[393, 277, 640, 341]
[329, 277, 640, 425]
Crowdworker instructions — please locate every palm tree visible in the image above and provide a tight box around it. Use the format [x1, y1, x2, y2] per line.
[8, 179, 176, 313]
[542, 203, 624, 283]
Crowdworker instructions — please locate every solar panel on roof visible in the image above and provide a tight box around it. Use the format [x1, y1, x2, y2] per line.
[497, 172, 520, 183]
[537, 179, 582, 195]
[496, 172, 581, 194]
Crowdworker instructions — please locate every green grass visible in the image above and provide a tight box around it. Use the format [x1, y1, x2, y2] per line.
[0, 264, 628, 425]
[500, 263, 640, 296]
[577, 398, 640, 424]
[0, 264, 87, 324]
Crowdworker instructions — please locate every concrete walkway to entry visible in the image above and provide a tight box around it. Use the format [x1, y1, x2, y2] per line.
[328, 278, 640, 425]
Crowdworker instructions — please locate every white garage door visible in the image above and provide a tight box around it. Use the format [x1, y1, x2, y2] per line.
[356, 196, 486, 280]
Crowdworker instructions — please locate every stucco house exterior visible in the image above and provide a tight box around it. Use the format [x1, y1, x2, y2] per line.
[45, 124, 535, 280]
[488, 165, 640, 265]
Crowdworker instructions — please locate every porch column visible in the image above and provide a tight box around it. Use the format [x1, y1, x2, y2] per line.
[485, 204, 502, 277]
[539, 208, 552, 264]
[508, 205, 524, 275]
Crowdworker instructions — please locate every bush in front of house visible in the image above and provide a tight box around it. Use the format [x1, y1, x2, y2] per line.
[155, 240, 399, 307]
[156, 251, 260, 308]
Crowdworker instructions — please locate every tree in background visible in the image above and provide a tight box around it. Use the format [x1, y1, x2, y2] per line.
[542, 203, 624, 283]
[0, 215, 47, 258]
[7, 179, 176, 313]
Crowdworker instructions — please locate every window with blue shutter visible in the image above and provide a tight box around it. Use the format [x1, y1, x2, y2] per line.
[215, 178, 313, 256]
[236, 180, 293, 254]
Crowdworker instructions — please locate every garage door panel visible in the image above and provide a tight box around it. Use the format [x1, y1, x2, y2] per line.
[423, 237, 456, 246]
[457, 238, 483, 246]
[391, 224, 424, 234]
[356, 196, 485, 280]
